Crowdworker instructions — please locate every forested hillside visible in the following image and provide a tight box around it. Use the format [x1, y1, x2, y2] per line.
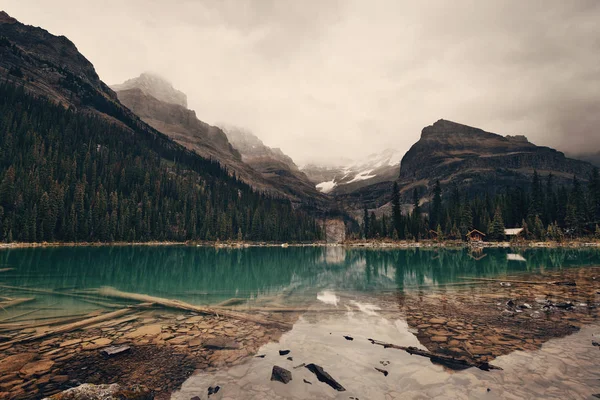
[363, 170, 600, 241]
[0, 83, 322, 243]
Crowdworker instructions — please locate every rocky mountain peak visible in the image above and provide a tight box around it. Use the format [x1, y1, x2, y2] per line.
[422, 119, 499, 139]
[112, 72, 187, 108]
[0, 11, 17, 24]
[398, 119, 594, 201]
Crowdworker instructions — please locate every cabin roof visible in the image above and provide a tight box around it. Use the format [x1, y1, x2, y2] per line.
[505, 228, 524, 236]
[466, 229, 486, 237]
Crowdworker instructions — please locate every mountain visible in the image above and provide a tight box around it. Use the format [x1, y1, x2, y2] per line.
[111, 76, 267, 191]
[0, 11, 121, 114]
[0, 11, 322, 243]
[112, 72, 187, 107]
[568, 151, 600, 168]
[328, 119, 597, 212]
[222, 126, 325, 205]
[302, 149, 402, 195]
[399, 119, 594, 200]
[112, 75, 327, 209]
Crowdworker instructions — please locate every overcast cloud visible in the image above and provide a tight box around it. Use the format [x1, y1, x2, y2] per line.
[4, 0, 600, 165]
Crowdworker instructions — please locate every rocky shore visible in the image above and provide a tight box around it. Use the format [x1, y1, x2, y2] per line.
[0, 300, 298, 399]
[1, 239, 599, 250]
[376, 266, 600, 368]
[0, 266, 599, 399]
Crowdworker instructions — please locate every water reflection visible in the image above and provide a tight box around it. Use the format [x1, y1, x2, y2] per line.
[0, 246, 599, 305]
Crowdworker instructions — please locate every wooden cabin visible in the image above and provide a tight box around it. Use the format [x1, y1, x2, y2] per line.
[428, 230, 440, 241]
[505, 228, 524, 241]
[466, 229, 486, 242]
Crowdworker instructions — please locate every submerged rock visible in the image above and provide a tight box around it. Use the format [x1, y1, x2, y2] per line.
[207, 385, 220, 396]
[305, 363, 345, 391]
[100, 345, 131, 358]
[46, 383, 153, 399]
[203, 338, 239, 350]
[271, 366, 292, 384]
[278, 349, 290, 356]
[343, 335, 354, 341]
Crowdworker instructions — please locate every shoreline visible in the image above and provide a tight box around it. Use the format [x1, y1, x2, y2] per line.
[0, 239, 599, 250]
[1, 266, 599, 399]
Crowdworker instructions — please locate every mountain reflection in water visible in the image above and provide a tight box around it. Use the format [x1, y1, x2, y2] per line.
[1, 246, 599, 306]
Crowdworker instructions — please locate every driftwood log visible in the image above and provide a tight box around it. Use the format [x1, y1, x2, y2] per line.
[458, 277, 576, 286]
[0, 297, 34, 310]
[368, 338, 502, 371]
[97, 287, 292, 330]
[0, 284, 132, 304]
[0, 307, 139, 348]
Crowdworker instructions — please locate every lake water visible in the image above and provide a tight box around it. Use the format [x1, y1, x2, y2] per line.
[2, 246, 599, 306]
[1, 246, 600, 399]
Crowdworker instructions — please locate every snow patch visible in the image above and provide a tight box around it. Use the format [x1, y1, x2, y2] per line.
[316, 180, 337, 193]
[347, 169, 376, 183]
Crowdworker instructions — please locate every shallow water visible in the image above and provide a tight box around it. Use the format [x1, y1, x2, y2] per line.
[173, 301, 600, 400]
[1, 246, 599, 306]
[1, 246, 600, 399]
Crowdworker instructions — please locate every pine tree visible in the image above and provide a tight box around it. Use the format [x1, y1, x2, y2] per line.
[391, 182, 401, 238]
[490, 207, 506, 241]
[459, 205, 473, 236]
[589, 167, 600, 222]
[533, 215, 545, 240]
[363, 206, 369, 239]
[430, 180, 442, 230]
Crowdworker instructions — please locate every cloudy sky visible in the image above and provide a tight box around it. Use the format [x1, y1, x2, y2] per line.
[4, 1, 600, 165]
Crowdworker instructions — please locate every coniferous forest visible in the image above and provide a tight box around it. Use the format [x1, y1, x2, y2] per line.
[0, 83, 323, 243]
[364, 170, 600, 241]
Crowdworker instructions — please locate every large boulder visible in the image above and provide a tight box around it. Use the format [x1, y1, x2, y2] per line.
[46, 383, 153, 400]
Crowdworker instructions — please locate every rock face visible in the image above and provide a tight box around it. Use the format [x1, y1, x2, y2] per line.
[569, 150, 600, 168]
[113, 85, 250, 182]
[333, 119, 596, 211]
[325, 219, 346, 243]
[0, 11, 118, 111]
[223, 126, 326, 206]
[397, 119, 595, 202]
[114, 78, 328, 207]
[112, 72, 187, 107]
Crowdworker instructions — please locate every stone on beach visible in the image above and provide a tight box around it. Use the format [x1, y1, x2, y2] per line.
[270, 365, 292, 384]
[305, 363, 345, 391]
[47, 383, 153, 399]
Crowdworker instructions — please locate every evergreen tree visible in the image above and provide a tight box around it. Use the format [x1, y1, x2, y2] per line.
[0, 82, 322, 243]
[391, 182, 401, 238]
[589, 167, 600, 222]
[363, 206, 369, 239]
[430, 180, 442, 230]
[459, 205, 473, 236]
[489, 207, 506, 241]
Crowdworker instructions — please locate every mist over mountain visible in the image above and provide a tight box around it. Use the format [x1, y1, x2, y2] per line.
[113, 72, 188, 108]
[0, 11, 322, 243]
[111, 74, 327, 207]
[4, 1, 599, 166]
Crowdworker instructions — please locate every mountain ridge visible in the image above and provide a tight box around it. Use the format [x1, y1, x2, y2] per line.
[112, 74, 328, 207]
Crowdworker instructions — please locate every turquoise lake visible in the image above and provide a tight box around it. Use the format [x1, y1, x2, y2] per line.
[1, 246, 599, 305]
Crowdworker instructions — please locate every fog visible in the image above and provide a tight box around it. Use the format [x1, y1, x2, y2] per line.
[4, 1, 600, 166]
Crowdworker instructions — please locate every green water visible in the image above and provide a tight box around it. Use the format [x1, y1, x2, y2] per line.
[1, 246, 599, 306]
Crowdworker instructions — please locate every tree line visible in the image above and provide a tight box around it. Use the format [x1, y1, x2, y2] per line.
[363, 169, 600, 241]
[0, 82, 322, 243]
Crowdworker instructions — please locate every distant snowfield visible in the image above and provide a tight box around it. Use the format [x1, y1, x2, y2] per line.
[316, 180, 337, 193]
[347, 169, 376, 183]
[308, 148, 403, 193]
